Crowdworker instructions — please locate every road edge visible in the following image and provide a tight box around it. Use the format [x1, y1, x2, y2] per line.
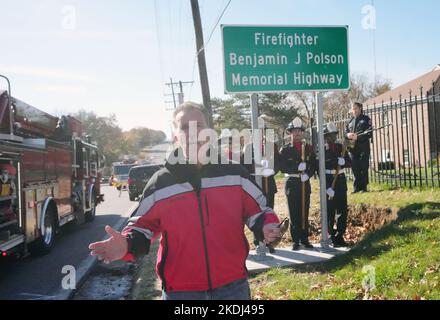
[53, 203, 139, 300]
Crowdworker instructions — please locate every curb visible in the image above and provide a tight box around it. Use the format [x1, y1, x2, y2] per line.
[53, 203, 139, 300]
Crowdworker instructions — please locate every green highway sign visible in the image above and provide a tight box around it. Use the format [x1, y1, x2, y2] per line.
[221, 25, 350, 93]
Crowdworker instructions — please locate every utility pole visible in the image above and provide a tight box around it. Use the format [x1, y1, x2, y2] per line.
[178, 81, 184, 104]
[190, 0, 213, 128]
[165, 78, 194, 109]
[168, 77, 177, 109]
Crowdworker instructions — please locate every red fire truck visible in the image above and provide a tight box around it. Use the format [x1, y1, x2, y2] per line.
[0, 83, 104, 257]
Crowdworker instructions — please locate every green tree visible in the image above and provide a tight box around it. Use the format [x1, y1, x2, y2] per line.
[73, 110, 125, 171]
[211, 93, 304, 146]
[259, 93, 304, 128]
[72, 110, 166, 175]
[211, 96, 251, 133]
[324, 73, 392, 120]
[124, 127, 166, 151]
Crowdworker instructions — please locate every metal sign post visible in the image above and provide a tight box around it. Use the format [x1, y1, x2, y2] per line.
[316, 92, 330, 249]
[250, 93, 272, 259]
[250, 93, 262, 189]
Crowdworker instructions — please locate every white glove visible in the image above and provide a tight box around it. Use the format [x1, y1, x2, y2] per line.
[261, 159, 269, 169]
[326, 188, 335, 198]
[262, 168, 275, 177]
[338, 157, 345, 166]
[300, 173, 309, 182]
[298, 162, 307, 172]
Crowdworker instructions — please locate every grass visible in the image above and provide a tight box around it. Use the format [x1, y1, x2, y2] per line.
[250, 185, 440, 300]
[349, 182, 440, 208]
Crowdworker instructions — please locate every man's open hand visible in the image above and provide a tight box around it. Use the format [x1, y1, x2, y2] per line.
[263, 223, 282, 245]
[88, 225, 128, 264]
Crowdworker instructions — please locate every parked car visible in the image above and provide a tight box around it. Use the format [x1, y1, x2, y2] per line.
[128, 164, 163, 201]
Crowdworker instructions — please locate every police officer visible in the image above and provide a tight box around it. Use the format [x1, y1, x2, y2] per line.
[323, 122, 350, 247]
[345, 102, 372, 193]
[279, 117, 316, 250]
[241, 126, 280, 253]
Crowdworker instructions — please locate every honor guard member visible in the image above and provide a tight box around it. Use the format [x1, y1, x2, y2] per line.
[279, 117, 316, 250]
[345, 102, 373, 193]
[323, 122, 350, 247]
[241, 126, 280, 253]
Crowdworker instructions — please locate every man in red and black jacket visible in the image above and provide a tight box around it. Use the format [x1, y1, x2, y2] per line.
[89, 102, 281, 300]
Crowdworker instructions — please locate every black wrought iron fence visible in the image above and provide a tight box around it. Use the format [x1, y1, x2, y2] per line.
[328, 82, 440, 189]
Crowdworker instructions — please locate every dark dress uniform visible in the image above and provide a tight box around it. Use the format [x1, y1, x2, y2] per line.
[345, 114, 372, 192]
[279, 142, 316, 246]
[324, 142, 351, 245]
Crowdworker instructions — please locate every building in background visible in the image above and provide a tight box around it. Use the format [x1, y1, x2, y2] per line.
[365, 65, 440, 172]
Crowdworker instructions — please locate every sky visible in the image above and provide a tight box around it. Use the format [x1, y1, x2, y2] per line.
[0, 0, 438, 138]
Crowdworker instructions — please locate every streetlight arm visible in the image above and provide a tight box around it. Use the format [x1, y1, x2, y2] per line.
[0, 74, 14, 136]
[0, 74, 11, 97]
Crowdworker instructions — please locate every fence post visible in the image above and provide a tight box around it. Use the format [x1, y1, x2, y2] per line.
[431, 81, 440, 188]
[420, 86, 430, 187]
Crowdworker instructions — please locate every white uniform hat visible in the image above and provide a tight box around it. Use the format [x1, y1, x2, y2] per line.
[324, 122, 338, 135]
[287, 117, 305, 131]
[220, 128, 232, 139]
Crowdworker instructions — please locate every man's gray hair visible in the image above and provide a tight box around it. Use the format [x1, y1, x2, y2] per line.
[172, 101, 209, 128]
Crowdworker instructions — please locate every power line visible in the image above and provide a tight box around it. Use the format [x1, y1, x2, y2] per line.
[165, 78, 195, 108]
[204, 0, 232, 51]
[189, 0, 232, 100]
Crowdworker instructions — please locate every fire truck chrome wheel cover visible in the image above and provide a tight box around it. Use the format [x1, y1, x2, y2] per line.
[43, 211, 53, 245]
[88, 185, 95, 211]
[89, 194, 96, 217]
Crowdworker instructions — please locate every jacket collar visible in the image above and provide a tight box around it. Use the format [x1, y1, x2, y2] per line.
[164, 146, 224, 183]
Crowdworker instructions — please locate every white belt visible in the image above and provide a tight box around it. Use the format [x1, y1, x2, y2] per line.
[285, 173, 301, 178]
[325, 169, 345, 175]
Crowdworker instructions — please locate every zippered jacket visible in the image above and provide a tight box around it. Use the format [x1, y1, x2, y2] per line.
[121, 148, 279, 292]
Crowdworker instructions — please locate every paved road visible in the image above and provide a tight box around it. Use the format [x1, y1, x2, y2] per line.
[0, 185, 135, 300]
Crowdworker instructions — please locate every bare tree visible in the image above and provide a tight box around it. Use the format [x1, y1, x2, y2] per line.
[324, 73, 392, 120]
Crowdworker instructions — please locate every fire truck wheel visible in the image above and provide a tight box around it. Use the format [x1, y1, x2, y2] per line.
[85, 192, 96, 222]
[34, 208, 56, 255]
